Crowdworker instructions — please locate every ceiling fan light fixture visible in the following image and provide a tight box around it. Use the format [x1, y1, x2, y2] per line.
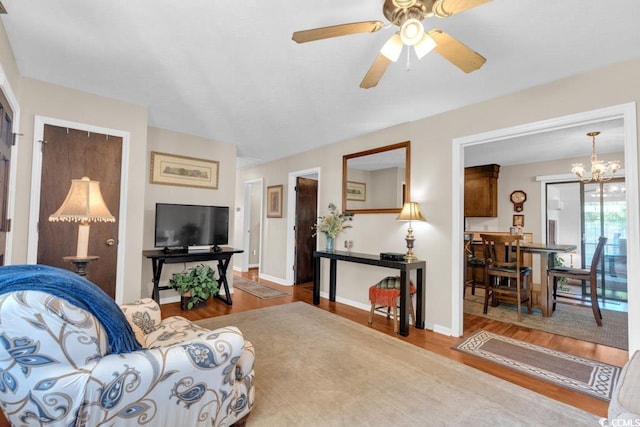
[414, 33, 436, 59]
[380, 33, 404, 62]
[400, 18, 425, 46]
[392, 0, 418, 8]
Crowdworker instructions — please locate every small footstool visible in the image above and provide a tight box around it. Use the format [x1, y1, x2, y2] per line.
[367, 276, 416, 333]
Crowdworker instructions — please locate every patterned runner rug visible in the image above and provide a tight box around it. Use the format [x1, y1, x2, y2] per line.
[454, 330, 622, 401]
[233, 277, 289, 299]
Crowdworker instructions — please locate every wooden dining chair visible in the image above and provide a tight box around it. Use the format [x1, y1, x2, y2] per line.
[464, 233, 486, 297]
[480, 233, 533, 321]
[547, 236, 608, 326]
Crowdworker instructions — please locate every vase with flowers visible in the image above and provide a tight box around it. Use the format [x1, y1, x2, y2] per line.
[312, 203, 353, 251]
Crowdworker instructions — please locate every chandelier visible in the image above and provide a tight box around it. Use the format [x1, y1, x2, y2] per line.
[571, 131, 621, 183]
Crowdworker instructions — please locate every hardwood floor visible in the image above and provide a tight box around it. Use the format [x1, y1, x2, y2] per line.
[0, 269, 626, 426]
[164, 268, 628, 419]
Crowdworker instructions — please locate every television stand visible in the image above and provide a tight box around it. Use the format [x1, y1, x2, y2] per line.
[143, 247, 244, 305]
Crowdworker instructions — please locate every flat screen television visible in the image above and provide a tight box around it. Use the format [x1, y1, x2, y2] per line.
[154, 203, 229, 252]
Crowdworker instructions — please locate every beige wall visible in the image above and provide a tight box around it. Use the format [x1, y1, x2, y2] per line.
[0, 20, 20, 97]
[143, 127, 237, 301]
[236, 58, 640, 338]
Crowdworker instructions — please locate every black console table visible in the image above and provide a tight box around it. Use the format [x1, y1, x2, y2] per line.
[143, 248, 243, 305]
[313, 250, 426, 336]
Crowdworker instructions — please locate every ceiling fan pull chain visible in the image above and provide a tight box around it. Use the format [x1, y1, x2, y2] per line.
[406, 47, 412, 72]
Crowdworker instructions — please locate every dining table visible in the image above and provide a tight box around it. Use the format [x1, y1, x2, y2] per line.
[515, 242, 577, 317]
[470, 237, 576, 317]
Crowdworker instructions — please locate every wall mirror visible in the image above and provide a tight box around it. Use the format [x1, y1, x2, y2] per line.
[342, 141, 410, 214]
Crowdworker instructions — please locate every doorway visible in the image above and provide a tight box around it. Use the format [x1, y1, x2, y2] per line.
[546, 179, 628, 309]
[294, 176, 318, 284]
[286, 168, 320, 285]
[27, 116, 130, 302]
[241, 178, 263, 272]
[36, 124, 122, 297]
[451, 103, 638, 353]
[0, 89, 13, 266]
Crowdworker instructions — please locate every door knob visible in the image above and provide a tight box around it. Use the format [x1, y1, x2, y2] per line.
[106, 238, 116, 246]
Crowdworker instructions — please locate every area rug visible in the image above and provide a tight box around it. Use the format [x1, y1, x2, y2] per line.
[454, 330, 621, 401]
[233, 277, 288, 299]
[464, 291, 628, 350]
[196, 302, 599, 426]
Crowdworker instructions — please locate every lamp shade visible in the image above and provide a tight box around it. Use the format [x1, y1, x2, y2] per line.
[396, 202, 426, 222]
[380, 33, 403, 62]
[49, 177, 115, 223]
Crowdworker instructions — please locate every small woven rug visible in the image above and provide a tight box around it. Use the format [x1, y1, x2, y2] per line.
[454, 330, 622, 401]
[233, 278, 288, 299]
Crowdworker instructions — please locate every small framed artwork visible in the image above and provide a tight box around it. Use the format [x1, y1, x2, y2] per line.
[513, 214, 524, 227]
[267, 185, 283, 218]
[346, 181, 366, 201]
[150, 151, 219, 189]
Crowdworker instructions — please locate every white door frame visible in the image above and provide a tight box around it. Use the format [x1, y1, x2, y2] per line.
[451, 102, 639, 354]
[27, 116, 131, 303]
[241, 178, 263, 272]
[285, 167, 321, 285]
[0, 68, 21, 265]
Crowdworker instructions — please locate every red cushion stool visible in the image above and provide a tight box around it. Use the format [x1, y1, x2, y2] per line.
[367, 276, 416, 333]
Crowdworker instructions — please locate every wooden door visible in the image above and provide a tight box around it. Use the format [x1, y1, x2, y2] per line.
[294, 177, 317, 284]
[37, 125, 122, 297]
[0, 91, 13, 266]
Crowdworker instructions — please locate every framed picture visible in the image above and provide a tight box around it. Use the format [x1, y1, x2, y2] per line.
[267, 185, 283, 218]
[150, 151, 219, 189]
[346, 181, 366, 201]
[513, 214, 524, 227]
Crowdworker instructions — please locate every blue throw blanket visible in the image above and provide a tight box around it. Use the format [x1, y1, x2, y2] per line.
[0, 264, 142, 354]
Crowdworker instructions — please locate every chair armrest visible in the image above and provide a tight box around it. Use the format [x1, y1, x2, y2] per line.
[82, 325, 254, 425]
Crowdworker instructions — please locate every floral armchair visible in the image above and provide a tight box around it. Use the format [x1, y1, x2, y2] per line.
[0, 291, 254, 426]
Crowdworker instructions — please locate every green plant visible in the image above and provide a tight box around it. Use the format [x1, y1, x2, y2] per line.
[554, 255, 569, 290]
[312, 203, 353, 239]
[169, 264, 219, 309]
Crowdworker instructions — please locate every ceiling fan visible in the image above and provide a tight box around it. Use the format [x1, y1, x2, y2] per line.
[292, 0, 491, 88]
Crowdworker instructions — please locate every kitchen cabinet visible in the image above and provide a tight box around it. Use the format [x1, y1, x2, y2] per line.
[464, 164, 500, 217]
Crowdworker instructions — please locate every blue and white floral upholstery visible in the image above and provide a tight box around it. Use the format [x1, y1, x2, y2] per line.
[0, 292, 255, 426]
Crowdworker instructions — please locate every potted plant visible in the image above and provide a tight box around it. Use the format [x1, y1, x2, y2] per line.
[169, 264, 219, 310]
[312, 203, 353, 251]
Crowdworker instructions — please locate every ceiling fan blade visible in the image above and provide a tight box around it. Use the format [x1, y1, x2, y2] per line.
[292, 21, 385, 43]
[433, 0, 493, 17]
[427, 29, 486, 73]
[360, 53, 392, 89]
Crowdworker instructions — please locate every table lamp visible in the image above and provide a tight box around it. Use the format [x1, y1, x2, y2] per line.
[49, 177, 115, 258]
[396, 201, 426, 262]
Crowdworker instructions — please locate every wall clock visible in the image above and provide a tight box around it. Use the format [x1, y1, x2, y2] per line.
[510, 190, 527, 212]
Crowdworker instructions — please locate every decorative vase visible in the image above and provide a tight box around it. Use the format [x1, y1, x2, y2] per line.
[326, 236, 335, 252]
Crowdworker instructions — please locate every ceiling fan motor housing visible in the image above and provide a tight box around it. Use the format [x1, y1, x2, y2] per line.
[384, 0, 435, 26]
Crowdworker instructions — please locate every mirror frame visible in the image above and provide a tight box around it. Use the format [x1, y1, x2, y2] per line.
[342, 141, 410, 214]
